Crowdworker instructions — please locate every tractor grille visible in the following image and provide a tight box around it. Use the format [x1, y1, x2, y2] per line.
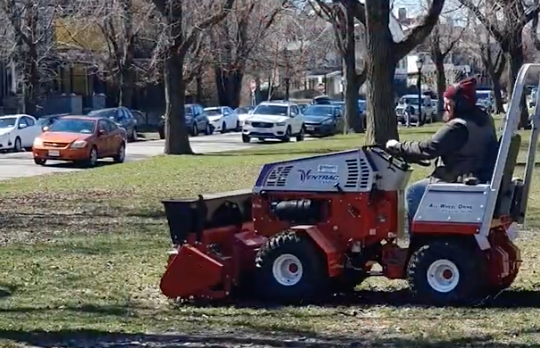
[43, 142, 69, 148]
[266, 165, 293, 187]
[345, 157, 371, 189]
[252, 122, 274, 128]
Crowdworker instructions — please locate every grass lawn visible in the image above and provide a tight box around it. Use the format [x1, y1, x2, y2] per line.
[2, 123, 540, 347]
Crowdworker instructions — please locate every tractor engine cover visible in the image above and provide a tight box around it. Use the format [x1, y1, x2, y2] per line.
[271, 199, 320, 223]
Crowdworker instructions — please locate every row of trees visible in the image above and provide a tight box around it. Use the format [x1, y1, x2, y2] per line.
[2, 0, 540, 153]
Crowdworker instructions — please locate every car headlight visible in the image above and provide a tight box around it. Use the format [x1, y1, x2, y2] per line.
[276, 122, 286, 126]
[33, 138, 43, 147]
[70, 140, 87, 148]
[323, 118, 334, 124]
[244, 121, 251, 126]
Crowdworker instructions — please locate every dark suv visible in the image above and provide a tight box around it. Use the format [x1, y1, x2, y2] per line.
[87, 107, 138, 142]
[158, 104, 212, 139]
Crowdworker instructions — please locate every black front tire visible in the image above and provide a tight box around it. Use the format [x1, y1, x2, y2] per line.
[296, 126, 305, 141]
[407, 240, 487, 306]
[281, 127, 291, 142]
[204, 123, 213, 135]
[255, 231, 329, 303]
[158, 128, 165, 139]
[242, 134, 250, 143]
[191, 123, 198, 136]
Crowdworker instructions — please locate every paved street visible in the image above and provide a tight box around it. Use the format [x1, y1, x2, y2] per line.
[0, 132, 311, 181]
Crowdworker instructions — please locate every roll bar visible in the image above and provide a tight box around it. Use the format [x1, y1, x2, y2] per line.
[480, 64, 540, 236]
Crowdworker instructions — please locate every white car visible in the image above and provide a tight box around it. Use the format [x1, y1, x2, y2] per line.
[242, 101, 305, 143]
[235, 106, 254, 127]
[0, 114, 41, 152]
[204, 106, 240, 132]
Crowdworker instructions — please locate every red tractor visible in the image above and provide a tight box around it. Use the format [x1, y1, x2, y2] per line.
[160, 64, 540, 306]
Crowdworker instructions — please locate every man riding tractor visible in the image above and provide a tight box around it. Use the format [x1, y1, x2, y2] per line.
[386, 77, 499, 231]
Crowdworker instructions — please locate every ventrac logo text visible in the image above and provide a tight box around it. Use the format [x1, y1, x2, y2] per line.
[297, 169, 339, 183]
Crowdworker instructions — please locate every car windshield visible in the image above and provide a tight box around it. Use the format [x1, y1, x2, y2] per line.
[49, 119, 95, 134]
[185, 107, 194, 116]
[400, 97, 420, 105]
[0, 117, 17, 128]
[205, 108, 222, 116]
[477, 92, 490, 100]
[88, 109, 117, 120]
[304, 106, 333, 116]
[236, 107, 249, 114]
[253, 105, 288, 116]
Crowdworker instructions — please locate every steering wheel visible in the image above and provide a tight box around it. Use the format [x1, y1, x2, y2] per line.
[363, 144, 432, 167]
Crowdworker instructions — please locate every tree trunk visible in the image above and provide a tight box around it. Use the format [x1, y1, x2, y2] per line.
[435, 57, 446, 119]
[163, 1, 193, 155]
[505, 33, 528, 128]
[492, 79, 504, 113]
[119, 65, 135, 108]
[164, 51, 192, 154]
[215, 67, 243, 107]
[364, 0, 397, 145]
[344, 56, 360, 133]
[22, 44, 38, 115]
[343, 4, 362, 133]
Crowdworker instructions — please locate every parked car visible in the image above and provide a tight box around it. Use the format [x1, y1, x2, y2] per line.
[303, 105, 343, 136]
[0, 114, 41, 152]
[298, 103, 309, 113]
[242, 101, 305, 143]
[157, 104, 212, 139]
[395, 94, 435, 125]
[37, 113, 70, 131]
[87, 107, 138, 142]
[477, 90, 495, 113]
[32, 116, 127, 167]
[312, 95, 333, 105]
[235, 106, 254, 127]
[204, 106, 240, 132]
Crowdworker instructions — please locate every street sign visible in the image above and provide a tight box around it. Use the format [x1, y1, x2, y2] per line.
[249, 80, 256, 93]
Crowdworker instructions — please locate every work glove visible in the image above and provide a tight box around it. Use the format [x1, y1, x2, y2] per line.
[386, 139, 400, 150]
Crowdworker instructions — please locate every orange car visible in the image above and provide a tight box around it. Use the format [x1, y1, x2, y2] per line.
[32, 115, 127, 167]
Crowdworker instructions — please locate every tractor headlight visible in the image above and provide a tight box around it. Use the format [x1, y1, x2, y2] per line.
[70, 140, 87, 148]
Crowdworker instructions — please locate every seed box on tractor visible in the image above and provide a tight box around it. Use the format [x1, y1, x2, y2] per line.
[160, 64, 540, 306]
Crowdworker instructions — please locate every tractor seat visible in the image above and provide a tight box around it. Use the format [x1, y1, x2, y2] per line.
[459, 134, 522, 220]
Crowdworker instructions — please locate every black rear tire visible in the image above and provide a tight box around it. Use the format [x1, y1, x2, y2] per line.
[255, 231, 329, 303]
[34, 158, 46, 165]
[407, 240, 487, 306]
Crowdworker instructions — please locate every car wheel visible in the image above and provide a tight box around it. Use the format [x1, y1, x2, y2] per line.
[296, 126, 305, 141]
[204, 123, 213, 135]
[222, 121, 227, 133]
[192, 123, 198, 136]
[85, 146, 98, 167]
[282, 127, 291, 142]
[236, 120, 241, 131]
[131, 127, 138, 142]
[242, 134, 251, 143]
[159, 128, 165, 139]
[113, 142, 126, 163]
[13, 137, 22, 152]
[34, 158, 46, 165]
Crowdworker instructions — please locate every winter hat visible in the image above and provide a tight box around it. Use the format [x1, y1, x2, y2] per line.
[443, 77, 477, 108]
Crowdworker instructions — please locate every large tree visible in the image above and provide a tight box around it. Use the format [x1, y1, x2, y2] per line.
[312, 0, 366, 133]
[211, 0, 285, 108]
[151, 0, 234, 155]
[428, 16, 469, 117]
[460, 0, 540, 127]
[344, 0, 445, 145]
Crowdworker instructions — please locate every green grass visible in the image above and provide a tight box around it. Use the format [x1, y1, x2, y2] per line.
[2, 123, 540, 347]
